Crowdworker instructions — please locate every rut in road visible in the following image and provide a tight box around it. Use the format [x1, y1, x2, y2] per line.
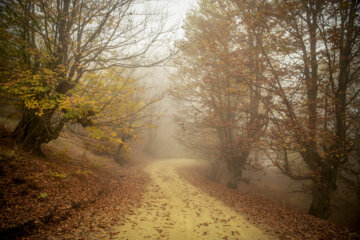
[114, 159, 274, 240]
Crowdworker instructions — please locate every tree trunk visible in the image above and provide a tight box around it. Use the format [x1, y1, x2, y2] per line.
[226, 152, 249, 189]
[11, 109, 64, 154]
[309, 185, 331, 219]
[113, 136, 131, 166]
[226, 169, 239, 189]
[308, 166, 337, 219]
[113, 143, 124, 166]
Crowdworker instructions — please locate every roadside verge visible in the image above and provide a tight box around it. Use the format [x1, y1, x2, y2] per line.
[178, 162, 360, 240]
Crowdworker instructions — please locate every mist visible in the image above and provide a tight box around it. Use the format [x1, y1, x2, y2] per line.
[0, 0, 359, 239]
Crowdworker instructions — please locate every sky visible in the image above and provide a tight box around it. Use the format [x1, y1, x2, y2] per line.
[166, 0, 198, 35]
[167, 0, 198, 18]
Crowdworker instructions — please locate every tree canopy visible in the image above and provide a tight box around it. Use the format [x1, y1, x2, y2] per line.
[0, 0, 173, 153]
[174, 0, 360, 219]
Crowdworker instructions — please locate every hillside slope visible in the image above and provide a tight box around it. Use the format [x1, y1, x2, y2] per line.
[0, 137, 148, 239]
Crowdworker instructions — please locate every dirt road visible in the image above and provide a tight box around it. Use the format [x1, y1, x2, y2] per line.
[114, 159, 274, 240]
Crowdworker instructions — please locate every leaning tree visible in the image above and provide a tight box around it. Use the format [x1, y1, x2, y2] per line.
[0, 0, 173, 153]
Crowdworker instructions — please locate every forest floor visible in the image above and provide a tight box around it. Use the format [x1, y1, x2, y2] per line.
[178, 160, 360, 240]
[1, 130, 360, 240]
[0, 135, 149, 240]
[112, 159, 272, 240]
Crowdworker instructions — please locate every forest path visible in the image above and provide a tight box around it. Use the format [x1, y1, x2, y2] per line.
[113, 159, 273, 240]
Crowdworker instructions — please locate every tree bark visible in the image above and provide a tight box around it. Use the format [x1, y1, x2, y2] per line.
[226, 151, 249, 189]
[309, 184, 331, 219]
[308, 165, 337, 219]
[226, 172, 239, 189]
[113, 143, 124, 166]
[11, 109, 64, 154]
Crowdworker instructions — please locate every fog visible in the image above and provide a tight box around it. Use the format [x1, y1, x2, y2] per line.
[1, 0, 359, 238]
[129, 0, 360, 229]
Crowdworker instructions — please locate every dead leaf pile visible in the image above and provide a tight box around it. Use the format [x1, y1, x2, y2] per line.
[0, 138, 149, 239]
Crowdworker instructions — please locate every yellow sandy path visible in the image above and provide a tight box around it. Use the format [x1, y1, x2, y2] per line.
[114, 159, 274, 240]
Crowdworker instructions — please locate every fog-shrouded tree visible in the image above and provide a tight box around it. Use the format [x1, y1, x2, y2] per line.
[0, 0, 174, 153]
[232, 0, 360, 219]
[173, 0, 267, 188]
[338, 79, 360, 220]
[60, 67, 164, 165]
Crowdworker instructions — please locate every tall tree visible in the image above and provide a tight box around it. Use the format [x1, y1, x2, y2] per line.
[173, 0, 266, 187]
[233, 0, 360, 219]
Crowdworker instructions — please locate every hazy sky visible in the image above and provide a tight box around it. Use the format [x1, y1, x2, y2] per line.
[168, 0, 198, 17]
[140, 1, 199, 157]
[167, 0, 198, 32]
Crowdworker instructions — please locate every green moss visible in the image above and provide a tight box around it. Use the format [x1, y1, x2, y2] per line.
[37, 192, 48, 199]
[49, 171, 67, 179]
[1, 149, 15, 159]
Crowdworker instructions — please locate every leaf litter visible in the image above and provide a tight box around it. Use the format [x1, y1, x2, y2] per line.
[178, 161, 360, 240]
